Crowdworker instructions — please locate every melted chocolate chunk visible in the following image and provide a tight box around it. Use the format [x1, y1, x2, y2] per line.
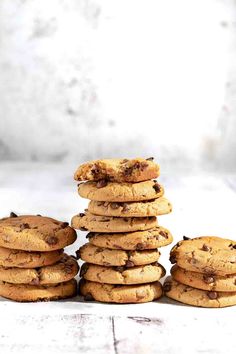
[169, 255, 176, 264]
[91, 164, 100, 177]
[159, 230, 168, 239]
[125, 260, 135, 267]
[122, 203, 130, 212]
[203, 274, 215, 284]
[153, 183, 161, 193]
[201, 244, 212, 252]
[19, 223, 30, 231]
[79, 213, 85, 217]
[136, 242, 145, 250]
[96, 179, 108, 188]
[229, 243, 236, 250]
[45, 236, 58, 245]
[207, 291, 218, 300]
[110, 203, 120, 209]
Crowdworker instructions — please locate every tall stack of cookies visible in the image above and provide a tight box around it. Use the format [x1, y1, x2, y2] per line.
[0, 213, 79, 302]
[164, 236, 236, 308]
[72, 158, 173, 303]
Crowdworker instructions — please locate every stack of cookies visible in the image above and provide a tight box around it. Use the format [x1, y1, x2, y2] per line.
[71, 158, 173, 303]
[0, 213, 79, 302]
[164, 236, 236, 308]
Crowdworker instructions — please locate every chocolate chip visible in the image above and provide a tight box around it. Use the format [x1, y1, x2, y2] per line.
[36, 214, 42, 217]
[122, 203, 130, 212]
[159, 230, 168, 239]
[124, 166, 133, 176]
[207, 291, 218, 300]
[96, 179, 108, 188]
[163, 282, 172, 292]
[80, 227, 88, 231]
[136, 242, 145, 250]
[79, 213, 85, 217]
[45, 236, 58, 245]
[61, 222, 69, 228]
[110, 202, 120, 209]
[153, 183, 161, 193]
[146, 157, 154, 161]
[31, 277, 40, 285]
[91, 164, 100, 176]
[202, 244, 212, 252]
[229, 243, 236, 250]
[203, 274, 215, 284]
[183, 236, 190, 240]
[19, 223, 30, 231]
[169, 255, 176, 264]
[10, 212, 18, 218]
[125, 260, 134, 267]
[75, 250, 81, 259]
[80, 263, 89, 277]
[84, 293, 94, 301]
[115, 266, 125, 272]
[86, 232, 94, 239]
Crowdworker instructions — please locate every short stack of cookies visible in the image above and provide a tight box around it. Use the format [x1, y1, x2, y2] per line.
[164, 236, 236, 308]
[0, 213, 79, 302]
[71, 158, 173, 303]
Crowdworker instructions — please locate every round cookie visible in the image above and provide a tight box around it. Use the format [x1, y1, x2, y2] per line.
[74, 157, 159, 183]
[171, 265, 236, 292]
[164, 276, 236, 308]
[170, 236, 236, 275]
[0, 279, 77, 302]
[0, 246, 63, 268]
[79, 279, 163, 303]
[0, 254, 79, 285]
[71, 212, 157, 233]
[77, 243, 160, 267]
[87, 226, 173, 250]
[88, 197, 172, 217]
[0, 214, 77, 251]
[78, 180, 164, 202]
[80, 262, 166, 284]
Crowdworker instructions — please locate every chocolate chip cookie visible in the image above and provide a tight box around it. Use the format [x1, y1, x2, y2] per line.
[71, 212, 157, 233]
[79, 279, 163, 303]
[78, 243, 160, 266]
[78, 180, 164, 202]
[74, 158, 159, 183]
[87, 226, 173, 250]
[0, 214, 76, 251]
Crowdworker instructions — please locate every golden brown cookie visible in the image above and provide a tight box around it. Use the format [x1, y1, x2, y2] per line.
[80, 262, 165, 284]
[0, 254, 79, 285]
[87, 226, 173, 250]
[0, 279, 77, 302]
[0, 214, 77, 251]
[88, 197, 172, 217]
[79, 279, 163, 303]
[164, 276, 236, 308]
[71, 212, 157, 233]
[170, 236, 236, 275]
[0, 246, 63, 268]
[74, 158, 159, 183]
[171, 265, 236, 292]
[78, 180, 164, 202]
[78, 243, 160, 266]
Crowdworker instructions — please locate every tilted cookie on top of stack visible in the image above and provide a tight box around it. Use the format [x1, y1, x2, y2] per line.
[164, 236, 236, 308]
[71, 158, 173, 304]
[0, 213, 79, 302]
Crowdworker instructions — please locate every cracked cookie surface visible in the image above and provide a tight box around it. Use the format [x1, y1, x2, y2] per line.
[87, 226, 173, 250]
[74, 158, 160, 183]
[88, 197, 172, 217]
[170, 236, 236, 275]
[80, 262, 165, 284]
[71, 212, 157, 233]
[0, 279, 77, 302]
[79, 279, 163, 303]
[0, 214, 77, 251]
[0, 254, 79, 285]
[171, 265, 236, 292]
[78, 180, 164, 202]
[164, 276, 236, 307]
[0, 246, 63, 268]
[78, 243, 160, 266]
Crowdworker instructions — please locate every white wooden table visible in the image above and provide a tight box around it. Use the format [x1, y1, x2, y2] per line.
[0, 162, 235, 354]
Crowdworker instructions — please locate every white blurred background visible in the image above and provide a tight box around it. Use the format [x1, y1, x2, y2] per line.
[0, 0, 236, 173]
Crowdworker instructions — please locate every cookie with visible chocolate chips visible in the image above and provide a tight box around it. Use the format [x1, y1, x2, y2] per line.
[171, 265, 236, 292]
[79, 279, 163, 303]
[74, 158, 160, 183]
[87, 226, 173, 250]
[71, 212, 157, 233]
[78, 243, 160, 267]
[0, 246, 63, 268]
[164, 276, 236, 307]
[0, 215, 76, 251]
[80, 262, 165, 285]
[87, 197, 172, 217]
[170, 236, 236, 275]
[0, 279, 77, 302]
[78, 180, 164, 202]
[0, 254, 79, 285]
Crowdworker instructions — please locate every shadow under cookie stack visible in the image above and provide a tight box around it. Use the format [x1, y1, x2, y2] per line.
[72, 158, 173, 303]
[164, 236, 236, 308]
[0, 213, 79, 302]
